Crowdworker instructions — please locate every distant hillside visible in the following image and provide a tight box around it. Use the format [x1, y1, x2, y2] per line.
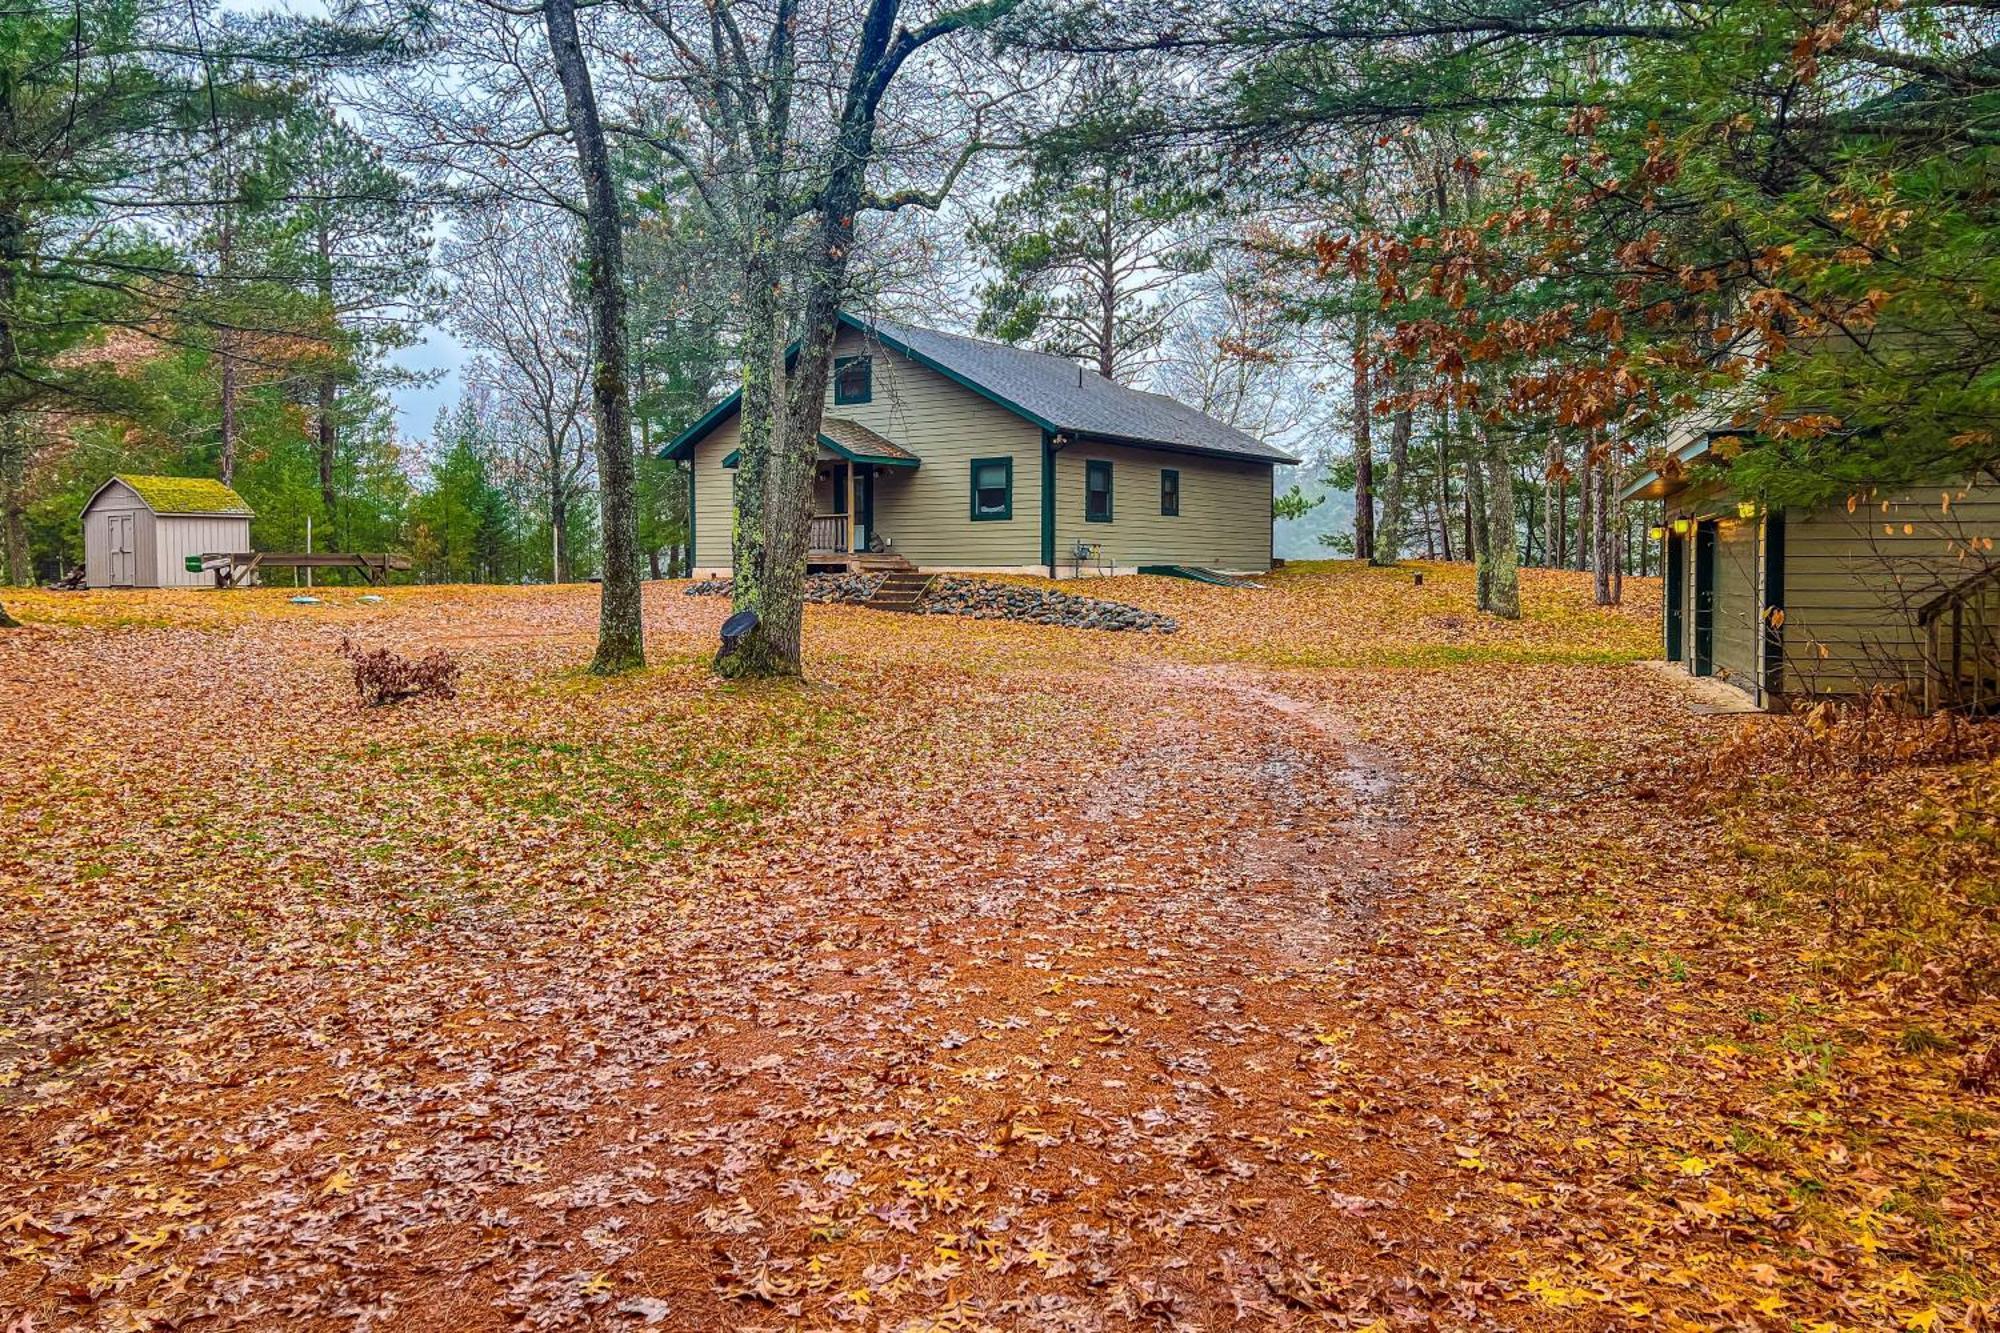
[1273, 466, 1357, 560]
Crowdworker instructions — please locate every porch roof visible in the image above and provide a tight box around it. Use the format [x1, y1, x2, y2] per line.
[719, 417, 922, 471]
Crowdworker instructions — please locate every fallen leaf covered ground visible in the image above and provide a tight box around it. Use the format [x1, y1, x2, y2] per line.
[1, 562, 1993, 1331]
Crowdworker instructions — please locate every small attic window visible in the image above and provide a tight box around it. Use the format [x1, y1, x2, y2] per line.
[834, 356, 872, 405]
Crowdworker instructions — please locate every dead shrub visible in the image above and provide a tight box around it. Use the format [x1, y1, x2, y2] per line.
[337, 638, 460, 706]
[1676, 691, 2000, 798]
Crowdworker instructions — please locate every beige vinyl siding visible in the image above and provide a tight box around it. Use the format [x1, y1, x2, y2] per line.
[690, 417, 739, 573]
[1709, 515, 1761, 689]
[1782, 483, 2000, 694]
[679, 327, 1281, 573]
[154, 515, 250, 588]
[1052, 442, 1273, 574]
[831, 327, 1041, 569]
[686, 328, 1043, 572]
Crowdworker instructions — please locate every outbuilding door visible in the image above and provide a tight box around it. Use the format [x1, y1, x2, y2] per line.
[106, 513, 136, 586]
[1692, 520, 1717, 675]
[1664, 528, 1686, 664]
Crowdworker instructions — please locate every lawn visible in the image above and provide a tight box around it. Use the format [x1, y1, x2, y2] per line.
[1, 564, 1994, 1332]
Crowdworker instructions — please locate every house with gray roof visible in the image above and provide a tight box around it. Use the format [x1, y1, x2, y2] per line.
[662, 311, 1299, 578]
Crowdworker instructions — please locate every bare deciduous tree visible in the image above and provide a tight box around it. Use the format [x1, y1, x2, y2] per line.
[446, 209, 595, 582]
[627, 0, 1017, 677]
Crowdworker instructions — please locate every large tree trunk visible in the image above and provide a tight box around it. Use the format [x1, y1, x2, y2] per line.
[2, 417, 29, 587]
[1593, 451, 1617, 606]
[0, 198, 31, 590]
[316, 228, 339, 521]
[317, 375, 338, 519]
[721, 240, 789, 675]
[1465, 422, 1491, 609]
[544, 0, 644, 673]
[721, 0, 903, 678]
[550, 483, 571, 583]
[1373, 400, 1413, 565]
[218, 340, 240, 485]
[1479, 423, 1521, 619]
[1434, 405, 1454, 562]
[1351, 309, 1374, 562]
[1575, 453, 1592, 573]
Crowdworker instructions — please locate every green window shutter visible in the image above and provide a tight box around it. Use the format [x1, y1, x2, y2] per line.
[1085, 460, 1113, 523]
[969, 456, 1013, 521]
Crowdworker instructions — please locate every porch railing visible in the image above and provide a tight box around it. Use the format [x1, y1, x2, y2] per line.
[1919, 563, 2000, 714]
[809, 513, 850, 553]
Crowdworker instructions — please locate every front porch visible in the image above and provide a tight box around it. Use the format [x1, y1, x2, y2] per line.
[799, 417, 922, 570]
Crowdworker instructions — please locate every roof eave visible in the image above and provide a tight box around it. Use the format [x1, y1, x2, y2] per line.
[720, 435, 922, 470]
[1057, 428, 1298, 467]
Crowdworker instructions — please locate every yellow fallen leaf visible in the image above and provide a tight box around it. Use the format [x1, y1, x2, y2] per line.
[1678, 1155, 1712, 1176]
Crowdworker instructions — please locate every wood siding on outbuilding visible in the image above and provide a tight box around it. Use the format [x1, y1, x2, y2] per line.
[1665, 479, 2000, 702]
[154, 515, 251, 588]
[1782, 483, 2000, 694]
[81, 480, 157, 588]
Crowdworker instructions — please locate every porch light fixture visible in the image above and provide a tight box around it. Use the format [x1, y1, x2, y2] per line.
[1671, 517, 1692, 536]
[1647, 524, 1665, 541]
[1736, 500, 1758, 519]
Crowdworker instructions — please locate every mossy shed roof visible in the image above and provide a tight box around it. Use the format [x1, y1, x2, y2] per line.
[89, 475, 255, 517]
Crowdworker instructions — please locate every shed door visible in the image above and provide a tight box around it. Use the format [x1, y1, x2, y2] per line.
[1692, 520, 1717, 676]
[106, 513, 136, 586]
[1664, 529, 1686, 664]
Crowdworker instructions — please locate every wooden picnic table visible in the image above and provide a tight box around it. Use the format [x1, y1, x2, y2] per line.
[196, 552, 412, 589]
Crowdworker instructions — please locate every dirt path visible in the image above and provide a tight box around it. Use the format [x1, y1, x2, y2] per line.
[351, 663, 1469, 1330]
[2, 658, 1487, 1331]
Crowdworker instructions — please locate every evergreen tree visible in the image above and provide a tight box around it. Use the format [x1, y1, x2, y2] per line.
[972, 79, 1213, 383]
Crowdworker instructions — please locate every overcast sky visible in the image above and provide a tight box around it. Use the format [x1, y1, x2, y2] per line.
[397, 328, 464, 440]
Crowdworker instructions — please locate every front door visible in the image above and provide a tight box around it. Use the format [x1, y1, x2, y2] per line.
[107, 513, 136, 586]
[853, 465, 873, 552]
[1692, 520, 1717, 676]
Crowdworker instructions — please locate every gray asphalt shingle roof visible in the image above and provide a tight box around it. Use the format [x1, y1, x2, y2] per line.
[850, 313, 1301, 466]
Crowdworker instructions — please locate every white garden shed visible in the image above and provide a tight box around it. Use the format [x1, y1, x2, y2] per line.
[81, 475, 254, 588]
